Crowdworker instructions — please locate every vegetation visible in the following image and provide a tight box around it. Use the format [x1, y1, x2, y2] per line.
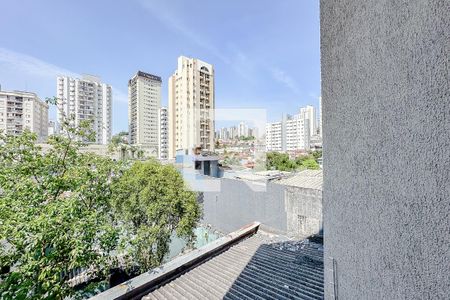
[266, 151, 321, 171]
[110, 131, 129, 145]
[108, 131, 145, 160]
[239, 135, 255, 141]
[111, 160, 200, 272]
[0, 100, 200, 299]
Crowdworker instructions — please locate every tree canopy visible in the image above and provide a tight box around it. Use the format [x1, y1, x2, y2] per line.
[111, 160, 200, 272]
[266, 151, 321, 171]
[0, 119, 200, 299]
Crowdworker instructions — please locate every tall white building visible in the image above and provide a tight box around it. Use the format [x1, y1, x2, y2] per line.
[48, 120, 56, 137]
[265, 122, 283, 151]
[238, 121, 249, 138]
[159, 107, 168, 159]
[128, 71, 161, 156]
[266, 108, 312, 152]
[0, 90, 48, 142]
[56, 75, 112, 144]
[168, 56, 215, 158]
[300, 105, 316, 137]
[285, 115, 310, 151]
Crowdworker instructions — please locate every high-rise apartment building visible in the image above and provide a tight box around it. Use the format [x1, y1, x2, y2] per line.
[266, 108, 312, 152]
[159, 107, 168, 159]
[300, 105, 316, 137]
[286, 115, 310, 151]
[265, 122, 283, 151]
[56, 75, 112, 144]
[168, 56, 215, 158]
[301, 105, 316, 136]
[128, 71, 161, 156]
[238, 121, 249, 138]
[0, 90, 48, 142]
[48, 120, 56, 137]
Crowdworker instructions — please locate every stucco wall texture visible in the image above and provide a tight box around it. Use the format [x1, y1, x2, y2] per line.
[321, 1, 449, 299]
[201, 178, 322, 238]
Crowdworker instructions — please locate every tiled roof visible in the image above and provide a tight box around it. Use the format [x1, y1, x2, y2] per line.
[275, 170, 323, 190]
[142, 233, 324, 300]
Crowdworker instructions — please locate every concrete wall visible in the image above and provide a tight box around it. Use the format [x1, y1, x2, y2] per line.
[285, 186, 322, 238]
[201, 178, 322, 238]
[321, 1, 449, 299]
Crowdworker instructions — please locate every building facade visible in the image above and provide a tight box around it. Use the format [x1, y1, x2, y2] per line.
[285, 115, 310, 151]
[0, 90, 48, 142]
[266, 110, 311, 152]
[265, 121, 283, 151]
[48, 120, 56, 137]
[300, 105, 316, 137]
[168, 56, 215, 158]
[159, 107, 168, 159]
[128, 71, 161, 157]
[56, 75, 112, 144]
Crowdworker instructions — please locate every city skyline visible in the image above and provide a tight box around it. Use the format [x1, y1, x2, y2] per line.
[0, 0, 320, 134]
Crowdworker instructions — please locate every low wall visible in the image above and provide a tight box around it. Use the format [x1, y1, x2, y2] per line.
[201, 177, 322, 238]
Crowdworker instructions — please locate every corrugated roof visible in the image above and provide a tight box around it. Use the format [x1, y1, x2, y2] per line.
[275, 170, 323, 190]
[142, 233, 324, 300]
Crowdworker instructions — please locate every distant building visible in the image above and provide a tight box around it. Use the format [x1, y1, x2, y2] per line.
[48, 120, 56, 137]
[238, 121, 249, 138]
[168, 56, 215, 158]
[285, 114, 310, 151]
[0, 90, 48, 142]
[300, 105, 316, 137]
[128, 71, 162, 157]
[265, 121, 282, 151]
[56, 75, 112, 144]
[266, 106, 316, 152]
[229, 126, 237, 140]
[159, 107, 168, 159]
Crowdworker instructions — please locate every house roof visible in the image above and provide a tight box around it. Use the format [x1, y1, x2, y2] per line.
[90, 223, 323, 300]
[142, 233, 324, 300]
[275, 170, 323, 191]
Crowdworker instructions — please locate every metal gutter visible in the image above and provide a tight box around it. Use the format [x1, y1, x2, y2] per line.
[90, 222, 261, 300]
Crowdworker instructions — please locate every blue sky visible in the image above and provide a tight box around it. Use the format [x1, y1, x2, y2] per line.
[0, 0, 320, 134]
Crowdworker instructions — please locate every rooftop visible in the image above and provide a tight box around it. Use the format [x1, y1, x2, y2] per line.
[276, 170, 323, 191]
[143, 233, 323, 300]
[91, 223, 324, 300]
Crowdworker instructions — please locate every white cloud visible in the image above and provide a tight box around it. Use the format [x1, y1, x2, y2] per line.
[270, 67, 301, 95]
[0, 47, 78, 79]
[0, 47, 128, 103]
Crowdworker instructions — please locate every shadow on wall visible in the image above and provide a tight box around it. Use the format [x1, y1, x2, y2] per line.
[223, 235, 324, 299]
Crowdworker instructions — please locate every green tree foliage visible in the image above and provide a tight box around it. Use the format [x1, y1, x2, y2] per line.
[111, 131, 129, 145]
[239, 136, 255, 141]
[266, 151, 321, 171]
[266, 152, 296, 171]
[110, 160, 201, 272]
[311, 150, 322, 160]
[0, 123, 121, 299]
[0, 103, 201, 298]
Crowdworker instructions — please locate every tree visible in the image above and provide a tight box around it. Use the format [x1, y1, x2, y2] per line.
[110, 160, 201, 272]
[300, 158, 320, 170]
[266, 152, 296, 171]
[111, 131, 128, 145]
[0, 124, 122, 299]
[310, 150, 322, 161]
[267, 152, 320, 171]
[0, 98, 201, 299]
